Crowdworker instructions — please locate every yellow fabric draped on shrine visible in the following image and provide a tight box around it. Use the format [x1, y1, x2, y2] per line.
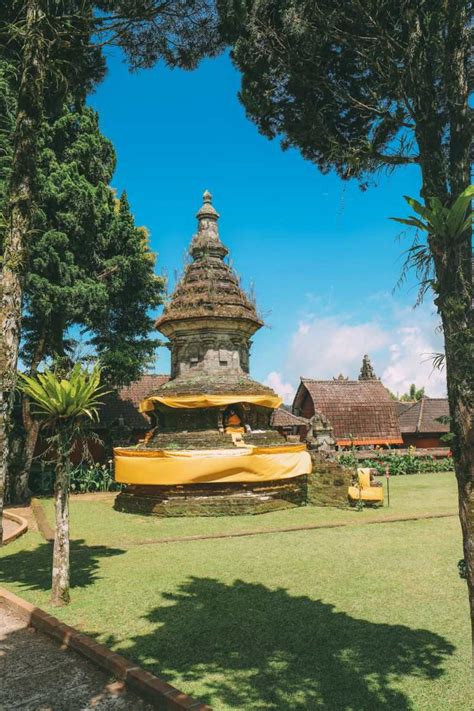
[139, 393, 282, 412]
[114, 444, 311, 485]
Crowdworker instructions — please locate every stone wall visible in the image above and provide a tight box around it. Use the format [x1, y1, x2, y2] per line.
[115, 478, 307, 517]
[307, 453, 353, 507]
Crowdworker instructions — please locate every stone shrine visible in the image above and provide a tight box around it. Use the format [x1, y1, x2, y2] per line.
[114, 191, 311, 516]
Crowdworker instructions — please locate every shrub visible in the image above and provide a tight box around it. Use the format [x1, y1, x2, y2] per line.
[338, 451, 454, 476]
[29, 460, 122, 495]
[71, 462, 122, 493]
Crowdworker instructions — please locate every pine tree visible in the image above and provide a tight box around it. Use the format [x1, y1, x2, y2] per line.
[0, 0, 222, 534]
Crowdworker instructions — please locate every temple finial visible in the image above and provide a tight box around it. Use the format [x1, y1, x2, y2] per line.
[359, 354, 378, 380]
[191, 189, 228, 260]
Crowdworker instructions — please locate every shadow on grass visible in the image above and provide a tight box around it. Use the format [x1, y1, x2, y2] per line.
[0, 539, 126, 593]
[109, 577, 454, 710]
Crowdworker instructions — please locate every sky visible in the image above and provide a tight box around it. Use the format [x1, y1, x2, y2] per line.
[89, 50, 446, 403]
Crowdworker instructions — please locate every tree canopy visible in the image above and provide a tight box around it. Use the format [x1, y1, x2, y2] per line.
[219, 0, 470, 197]
[218, 0, 473, 645]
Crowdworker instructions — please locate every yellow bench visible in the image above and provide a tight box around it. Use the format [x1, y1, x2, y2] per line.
[348, 468, 384, 505]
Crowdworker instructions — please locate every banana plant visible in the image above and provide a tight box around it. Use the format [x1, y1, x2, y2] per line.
[18, 363, 109, 606]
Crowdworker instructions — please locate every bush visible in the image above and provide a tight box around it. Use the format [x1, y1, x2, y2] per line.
[338, 451, 454, 476]
[29, 461, 122, 495]
[70, 462, 122, 493]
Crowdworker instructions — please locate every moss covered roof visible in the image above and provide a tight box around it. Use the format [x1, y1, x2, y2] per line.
[148, 373, 277, 398]
[156, 191, 262, 331]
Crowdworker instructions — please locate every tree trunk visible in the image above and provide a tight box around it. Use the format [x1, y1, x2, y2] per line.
[51, 435, 71, 606]
[410, 0, 473, 655]
[12, 334, 46, 503]
[0, 0, 47, 542]
[442, 0, 473, 656]
[14, 415, 41, 502]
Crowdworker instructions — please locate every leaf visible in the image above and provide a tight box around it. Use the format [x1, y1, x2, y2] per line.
[390, 216, 427, 231]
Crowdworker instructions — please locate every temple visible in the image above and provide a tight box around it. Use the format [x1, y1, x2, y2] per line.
[114, 191, 311, 515]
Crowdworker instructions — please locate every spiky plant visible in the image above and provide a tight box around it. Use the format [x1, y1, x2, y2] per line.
[18, 364, 108, 605]
[392, 185, 474, 307]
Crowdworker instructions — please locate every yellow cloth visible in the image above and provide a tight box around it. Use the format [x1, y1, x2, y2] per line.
[357, 469, 371, 488]
[114, 444, 311, 485]
[348, 467, 384, 503]
[140, 393, 282, 412]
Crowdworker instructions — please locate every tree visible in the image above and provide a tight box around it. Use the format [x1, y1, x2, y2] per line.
[0, 0, 222, 540]
[218, 1, 473, 646]
[6, 106, 165, 503]
[400, 384, 426, 402]
[18, 363, 108, 605]
[86, 191, 163, 386]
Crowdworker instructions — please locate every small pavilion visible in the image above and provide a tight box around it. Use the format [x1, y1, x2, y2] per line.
[114, 191, 311, 515]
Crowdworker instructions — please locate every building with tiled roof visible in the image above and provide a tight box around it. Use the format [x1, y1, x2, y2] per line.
[99, 374, 169, 431]
[292, 356, 402, 448]
[271, 407, 309, 440]
[397, 397, 450, 448]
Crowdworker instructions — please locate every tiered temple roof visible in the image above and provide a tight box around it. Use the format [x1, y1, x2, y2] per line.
[156, 190, 262, 334]
[146, 191, 278, 403]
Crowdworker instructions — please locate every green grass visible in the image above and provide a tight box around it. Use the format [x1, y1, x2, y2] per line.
[39, 471, 457, 546]
[1, 472, 469, 710]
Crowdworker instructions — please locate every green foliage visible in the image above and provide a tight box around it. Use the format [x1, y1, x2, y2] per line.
[219, 1, 469, 193]
[70, 462, 121, 494]
[94, 1, 224, 70]
[399, 384, 425, 402]
[0, 68, 165, 385]
[29, 460, 122, 495]
[18, 363, 108, 429]
[85, 192, 165, 385]
[392, 186, 474, 304]
[339, 451, 454, 476]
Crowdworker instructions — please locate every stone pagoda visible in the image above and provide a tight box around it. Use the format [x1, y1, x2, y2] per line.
[114, 191, 311, 516]
[146, 189, 280, 438]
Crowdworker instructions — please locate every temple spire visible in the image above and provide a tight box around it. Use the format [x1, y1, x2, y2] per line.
[190, 189, 228, 260]
[358, 354, 378, 380]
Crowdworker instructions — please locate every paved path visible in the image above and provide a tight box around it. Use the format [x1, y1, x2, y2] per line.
[0, 603, 153, 710]
[1, 517, 18, 541]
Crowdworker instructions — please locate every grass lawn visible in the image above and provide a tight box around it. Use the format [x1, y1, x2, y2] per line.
[1, 472, 469, 710]
[39, 470, 457, 546]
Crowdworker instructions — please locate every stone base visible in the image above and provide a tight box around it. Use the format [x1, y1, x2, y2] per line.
[114, 477, 307, 517]
[307, 455, 353, 508]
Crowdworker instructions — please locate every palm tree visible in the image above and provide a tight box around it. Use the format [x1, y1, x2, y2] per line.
[18, 364, 108, 606]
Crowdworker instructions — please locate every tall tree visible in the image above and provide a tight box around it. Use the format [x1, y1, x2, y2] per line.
[86, 191, 163, 386]
[400, 384, 426, 402]
[5, 105, 165, 502]
[219, 0, 473, 646]
[0, 0, 222, 539]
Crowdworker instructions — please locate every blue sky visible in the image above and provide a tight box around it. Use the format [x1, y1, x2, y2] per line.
[90, 50, 446, 401]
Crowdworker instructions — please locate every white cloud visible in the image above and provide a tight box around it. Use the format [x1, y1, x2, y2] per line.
[264, 299, 446, 401]
[381, 323, 446, 398]
[264, 371, 296, 404]
[287, 317, 389, 380]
